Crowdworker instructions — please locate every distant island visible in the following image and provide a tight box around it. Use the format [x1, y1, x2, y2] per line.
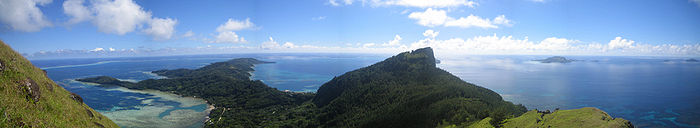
[686, 58, 698, 62]
[77, 47, 632, 128]
[534, 56, 574, 63]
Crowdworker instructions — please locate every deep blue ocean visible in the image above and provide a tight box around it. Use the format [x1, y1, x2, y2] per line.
[31, 54, 700, 128]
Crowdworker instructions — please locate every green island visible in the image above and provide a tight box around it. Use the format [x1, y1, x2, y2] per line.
[76, 47, 634, 128]
[0, 41, 118, 127]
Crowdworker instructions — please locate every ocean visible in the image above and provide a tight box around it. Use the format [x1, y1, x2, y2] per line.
[31, 53, 700, 127]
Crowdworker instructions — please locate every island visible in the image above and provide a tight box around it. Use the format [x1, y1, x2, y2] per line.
[77, 47, 633, 128]
[534, 56, 575, 63]
[686, 58, 698, 62]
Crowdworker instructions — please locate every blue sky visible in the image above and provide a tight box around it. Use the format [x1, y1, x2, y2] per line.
[1, 0, 699, 58]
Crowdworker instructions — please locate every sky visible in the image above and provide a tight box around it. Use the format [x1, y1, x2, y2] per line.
[0, 0, 699, 59]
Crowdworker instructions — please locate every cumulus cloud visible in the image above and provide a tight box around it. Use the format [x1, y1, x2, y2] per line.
[260, 37, 300, 49]
[408, 8, 450, 27]
[406, 31, 699, 56]
[62, 0, 178, 40]
[63, 0, 92, 24]
[212, 31, 246, 43]
[209, 18, 256, 43]
[143, 18, 177, 40]
[91, 0, 152, 35]
[329, 0, 476, 8]
[408, 8, 512, 29]
[382, 35, 402, 46]
[423, 29, 439, 38]
[216, 18, 255, 32]
[0, 0, 53, 32]
[607, 37, 634, 50]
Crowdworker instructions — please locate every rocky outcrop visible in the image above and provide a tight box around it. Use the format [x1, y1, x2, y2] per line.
[19, 78, 40, 103]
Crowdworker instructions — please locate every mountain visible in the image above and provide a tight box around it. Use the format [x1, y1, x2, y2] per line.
[78, 47, 632, 128]
[0, 41, 118, 127]
[313, 47, 527, 127]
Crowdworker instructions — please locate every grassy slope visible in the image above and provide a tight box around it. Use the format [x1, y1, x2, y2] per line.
[0, 41, 118, 127]
[500, 107, 633, 128]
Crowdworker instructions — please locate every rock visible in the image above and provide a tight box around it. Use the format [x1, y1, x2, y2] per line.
[85, 108, 94, 118]
[70, 92, 83, 103]
[93, 122, 105, 128]
[20, 78, 41, 103]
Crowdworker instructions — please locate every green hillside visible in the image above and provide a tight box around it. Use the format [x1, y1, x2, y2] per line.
[499, 107, 633, 128]
[0, 40, 118, 127]
[313, 47, 527, 127]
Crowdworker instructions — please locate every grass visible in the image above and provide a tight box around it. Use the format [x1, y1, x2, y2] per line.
[500, 107, 633, 128]
[0, 40, 118, 127]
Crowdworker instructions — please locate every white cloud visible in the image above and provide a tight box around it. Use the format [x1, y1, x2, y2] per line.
[89, 47, 105, 52]
[492, 15, 512, 26]
[382, 35, 402, 46]
[406, 32, 699, 56]
[260, 37, 299, 49]
[92, 0, 152, 35]
[209, 18, 256, 43]
[444, 14, 498, 28]
[329, 0, 476, 8]
[363, 43, 376, 48]
[63, 0, 92, 25]
[108, 47, 116, 51]
[408, 8, 449, 27]
[0, 0, 53, 32]
[143, 18, 177, 40]
[312, 16, 327, 21]
[531, 0, 546, 3]
[212, 31, 246, 43]
[607, 36, 634, 50]
[381, 0, 476, 8]
[423, 29, 439, 38]
[409, 8, 512, 29]
[216, 18, 255, 32]
[62, 0, 178, 40]
[261, 37, 280, 49]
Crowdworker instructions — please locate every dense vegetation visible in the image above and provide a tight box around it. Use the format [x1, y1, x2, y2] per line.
[0, 40, 117, 127]
[78, 58, 317, 127]
[78, 47, 631, 128]
[313, 47, 527, 127]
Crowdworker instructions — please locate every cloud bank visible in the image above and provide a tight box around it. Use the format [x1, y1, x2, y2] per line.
[0, 0, 53, 32]
[61, 0, 177, 40]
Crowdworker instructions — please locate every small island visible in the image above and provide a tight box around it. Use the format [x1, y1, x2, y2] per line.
[534, 56, 574, 63]
[686, 58, 698, 62]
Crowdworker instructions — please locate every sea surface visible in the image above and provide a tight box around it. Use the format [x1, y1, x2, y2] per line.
[31, 54, 700, 128]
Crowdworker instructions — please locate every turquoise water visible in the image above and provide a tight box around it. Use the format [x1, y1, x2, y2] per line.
[32, 54, 700, 127]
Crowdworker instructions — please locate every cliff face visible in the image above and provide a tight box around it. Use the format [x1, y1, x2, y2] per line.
[0, 40, 118, 127]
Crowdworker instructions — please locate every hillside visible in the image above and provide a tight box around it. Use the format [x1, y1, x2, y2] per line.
[500, 107, 633, 128]
[0, 40, 118, 127]
[313, 47, 527, 127]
